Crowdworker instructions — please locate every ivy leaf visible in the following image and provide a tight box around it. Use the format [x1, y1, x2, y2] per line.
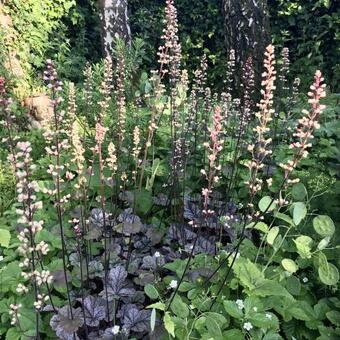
[82, 296, 106, 327]
[103, 265, 135, 301]
[50, 306, 83, 340]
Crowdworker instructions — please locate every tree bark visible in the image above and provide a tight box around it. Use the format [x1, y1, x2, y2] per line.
[98, 0, 131, 56]
[222, 0, 270, 86]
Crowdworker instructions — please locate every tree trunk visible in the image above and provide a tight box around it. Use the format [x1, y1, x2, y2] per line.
[222, 0, 270, 87]
[98, 0, 131, 56]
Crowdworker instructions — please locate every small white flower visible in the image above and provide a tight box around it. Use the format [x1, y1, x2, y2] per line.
[302, 277, 308, 283]
[0, 256, 4, 262]
[112, 325, 120, 335]
[243, 322, 253, 331]
[236, 299, 244, 310]
[169, 280, 178, 289]
[253, 307, 258, 312]
[265, 313, 272, 320]
[154, 252, 161, 258]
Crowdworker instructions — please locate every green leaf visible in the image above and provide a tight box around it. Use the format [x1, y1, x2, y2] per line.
[318, 262, 339, 285]
[267, 227, 279, 246]
[293, 202, 307, 225]
[170, 295, 189, 318]
[144, 284, 159, 300]
[274, 212, 295, 226]
[291, 183, 307, 201]
[247, 221, 269, 233]
[150, 308, 156, 332]
[294, 235, 313, 258]
[249, 312, 279, 329]
[251, 280, 293, 300]
[317, 237, 331, 250]
[0, 229, 11, 248]
[5, 328, 21, 340]
[326, 310, 340, 327]
[135, 189, 153, 214]
[205, 315, 222, 338]
[223, 300, 243, 319]
[164, 312, 175, 337]
[313, 215, 335, 237]
[222, 329, 244, 339]
[259, 196, 276, 212]
[286, 276, 301, 296]
[281, 259, 298, 273]
[147, 302, 165, 311]
[289, 301, 316, 321]
[232, 257, 264, 289]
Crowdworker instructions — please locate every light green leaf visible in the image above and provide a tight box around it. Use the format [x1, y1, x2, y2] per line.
[247, 221, 269, 233]
[317, 237, 331, 250]
[144, 284, 159, 300]
[150, 308, 156, 332]
[259, 196, 276, 212]
[294, 235, 313, 258]
[318, 262, 339, 286]
[293, 202, 307, 225]
[164, 312, 175, 337]
[281, 259, 298, 273]
[147, 302, 165, 311]
[232, 257, 264, 289]
[313, 215, 335, 237]
[0, 229, 11, 248]
[223, 300, 243, 319]
[267, 227, 279, 246]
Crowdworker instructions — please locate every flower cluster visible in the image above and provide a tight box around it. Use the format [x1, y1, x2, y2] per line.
[158, 0, 182, 80]
[115, 50, 127, 146]
[279, 70, 326, 181]
[245, 44, 276, 195]
[201, 106, 224, 217]
[12, 141, 52, 315]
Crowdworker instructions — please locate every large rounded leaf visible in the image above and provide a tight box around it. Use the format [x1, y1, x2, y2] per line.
[259, 196, 276, 213]
[313, 215, 335, 237]
[318, 262, 339, 285]
[281, 259, 298, 273]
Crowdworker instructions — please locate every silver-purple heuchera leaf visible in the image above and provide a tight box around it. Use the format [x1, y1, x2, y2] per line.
[50, 306, 83, 340]
[90, 208, 111, 228]
[116, 209, 143, 235]
[119, 304, 151, 334]
[82, 296, 106, 327]
[102, 265, 135, 301]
